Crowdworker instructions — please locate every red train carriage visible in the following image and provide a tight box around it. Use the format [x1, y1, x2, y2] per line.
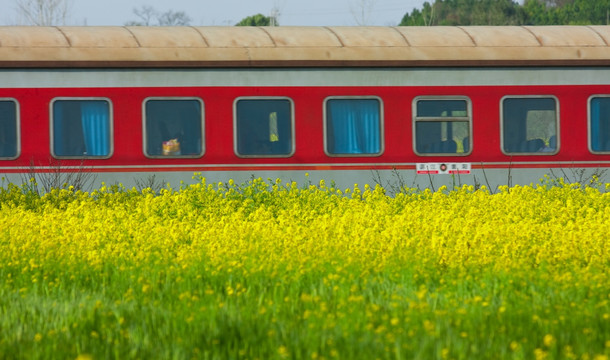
[1, 26, 610, 190]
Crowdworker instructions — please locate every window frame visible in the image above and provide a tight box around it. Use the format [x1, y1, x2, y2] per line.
[233, 96, 296, 158]
[412, 96, 472, 156]
[50, 97, 114, 159]
[323, 95, 384, 157]
[500, 95, 560, 156]
[0, 98, 20, 160]
[142, 97, 205, 159]
[588, 94, 610, 154]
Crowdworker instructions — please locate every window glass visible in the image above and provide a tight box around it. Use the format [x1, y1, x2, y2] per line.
[413, 98, 471, 155]
[590, 96, 610, 152]
[52, 99, 111, 157]
[325, 98, 382, 155]
[0, 100, 18, 158]
[502, 97, 557, 154]
[144, 99, 203, 157]
[235, 98, 293, 157]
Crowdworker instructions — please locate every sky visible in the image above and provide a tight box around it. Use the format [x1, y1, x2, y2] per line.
[3, 0, 429, 27]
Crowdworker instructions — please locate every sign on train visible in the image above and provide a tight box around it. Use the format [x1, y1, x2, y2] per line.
[416, 163, 471, 175]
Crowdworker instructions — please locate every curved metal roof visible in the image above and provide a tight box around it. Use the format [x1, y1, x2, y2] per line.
[0, 26, 609, 67]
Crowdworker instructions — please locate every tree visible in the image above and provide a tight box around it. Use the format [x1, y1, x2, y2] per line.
[14, 0, 71, 26]
[157, 10, 191, 26]
[522, 0, 609, 25]
[399, 0, 608, 26]
[400, 1, 436, 26]
[543, 0, 574, 6]
[235, 14, 275, 26]
[125, 5, 156, 26]
[350, 0, 378, 25]
[125, 5, 191, 26]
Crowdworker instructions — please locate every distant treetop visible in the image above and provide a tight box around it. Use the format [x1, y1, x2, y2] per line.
[399, 0, 609, 26]
[235, 14, 277, 26]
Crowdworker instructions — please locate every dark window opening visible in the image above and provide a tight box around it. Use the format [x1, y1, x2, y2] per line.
[144, 99, 203, 157]
[0, 100, 18, 158]
[502, 97, 557, 154]
[414, 98, 471, 155]
[235, 99, 293, 157]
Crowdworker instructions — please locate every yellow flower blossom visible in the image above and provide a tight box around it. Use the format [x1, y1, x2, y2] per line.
[1, 177, 609, 358]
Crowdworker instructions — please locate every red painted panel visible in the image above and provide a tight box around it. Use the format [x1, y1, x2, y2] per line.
[1, 84, 610, 171]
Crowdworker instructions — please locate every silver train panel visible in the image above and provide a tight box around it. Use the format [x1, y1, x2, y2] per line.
[3, 167, 605, 193]
[1, 68, 610, 88]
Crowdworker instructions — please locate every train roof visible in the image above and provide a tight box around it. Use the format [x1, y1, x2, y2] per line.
[1, 25, 609, 68]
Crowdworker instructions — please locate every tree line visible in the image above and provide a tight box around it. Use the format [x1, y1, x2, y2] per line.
[399, 0, 610, 26]
[12, 0, 609, 27]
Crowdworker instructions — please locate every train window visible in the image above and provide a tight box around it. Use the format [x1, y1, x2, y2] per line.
[324, 97, 383, 156]
[589, 96, 610, 153]
[234, 97, 294, 157]
[501, 96, 558, 155]
[144, 98, 204, 158]
[51, 98, 112, 158]
[413, 97, 471, 156]
[0, 99, 19, 159]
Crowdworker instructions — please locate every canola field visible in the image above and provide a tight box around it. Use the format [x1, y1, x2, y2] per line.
[0, 175, 609, 360]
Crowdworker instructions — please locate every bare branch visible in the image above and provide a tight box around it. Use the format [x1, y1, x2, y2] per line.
[157, 10, 191, 26]
[132, 5, 158, 26]
[126, 6, 191, 26]
[14, 0, 72, 26]
[350, 0, 377, 26]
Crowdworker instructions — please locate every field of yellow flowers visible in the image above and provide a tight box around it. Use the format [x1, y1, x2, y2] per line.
[0, 175, 609, 360]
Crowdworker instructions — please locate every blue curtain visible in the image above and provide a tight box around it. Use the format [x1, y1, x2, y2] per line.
[81, 101, 110, 156]
[327, 99, 380, 154]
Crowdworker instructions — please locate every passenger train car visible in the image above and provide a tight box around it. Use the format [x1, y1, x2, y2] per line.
[1, 25, 610, 191]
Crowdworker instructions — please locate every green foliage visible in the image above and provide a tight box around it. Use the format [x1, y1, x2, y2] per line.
[400, 0, 610, 26]
[524, 0, 610, 25]
[401, 0, 526, 26]
[235, 13, 274, 26]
